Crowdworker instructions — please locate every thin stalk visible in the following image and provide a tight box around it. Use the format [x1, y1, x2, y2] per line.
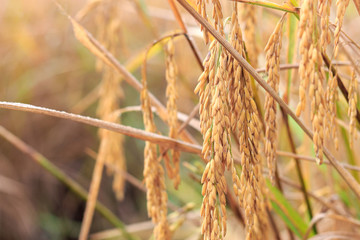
[167, 0, 204, 70]
[176, 0, 360, 200]
[280, 107, 317, 234]
[79, 143, 106, 240]
[0, 125, 137, 240]
[277, 150, 360, 172]
[0, 102, 202, 154]
[177, 104, 200, 133]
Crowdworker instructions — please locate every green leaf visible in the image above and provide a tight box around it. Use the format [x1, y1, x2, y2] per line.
[267, 180, 311, 237]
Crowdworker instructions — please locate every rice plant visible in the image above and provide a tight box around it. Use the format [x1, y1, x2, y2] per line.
[0, 0, 360, 239]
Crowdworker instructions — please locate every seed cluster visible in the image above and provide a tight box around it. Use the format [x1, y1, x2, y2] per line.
[297, 0, 327, 164]
[334, 0, 350, 56]
[319, 0, 331, 51]
[195, 2, 268, 239]
[348, 70, 358, 148]
[197, 0, 210, 44]
[141, 59, 170, 240]
[264, 16, 284, 184]
[165, 39, 181, 189]
[139, 0, 356, 239]
[96, 1, 126, 200]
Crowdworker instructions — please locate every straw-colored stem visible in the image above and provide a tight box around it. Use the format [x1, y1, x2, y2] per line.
[0, 102, 202, 154]
[79, 142, 106, 240]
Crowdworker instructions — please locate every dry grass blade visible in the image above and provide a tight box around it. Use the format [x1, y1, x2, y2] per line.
[227, 5, 268, 239]
[176, 0, 360, 199]
[0, 102, 202, 154]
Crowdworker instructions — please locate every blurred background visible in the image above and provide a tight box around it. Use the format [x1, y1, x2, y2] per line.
[0, 0, 360, 239]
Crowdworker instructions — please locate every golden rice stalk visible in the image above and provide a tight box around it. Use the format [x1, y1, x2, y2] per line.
[196, 0, 210, 44]
[310, 71, 326, 164]
[228, 6, 243, 134]
[96, 0, 127, 200]
[228, 5, 249, 227]
[296, 0, 326, 164]
[164, 39, 181, 189]
[348, 70, 358, 148]
[228, 4, 243, 207]
[264, 16, 285, 184]
[229, 6, 267, 239]
[237, 60, 267, 240]
[325, 71, 339, 149]
[241, 4, 259, 67]
[141, 67, 170, 239]
[196, 13, 233, 236]
[195, 0, 225, 43]
[194, 40, 217, 159]
[319, 0, 331, 51]
[334, 0, 350, 56]
[211, 0, 225, 35]
[296, 0, 314, 117]
[200, 44, 233, 240]
[201, 158, 226, 240]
